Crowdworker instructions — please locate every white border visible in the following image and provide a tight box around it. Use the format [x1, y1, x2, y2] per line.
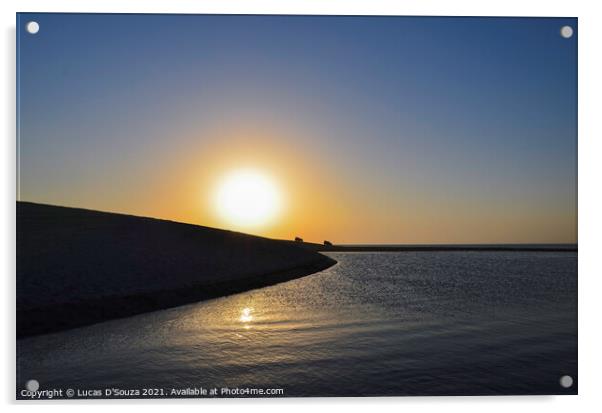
[3, 1, 602, 412]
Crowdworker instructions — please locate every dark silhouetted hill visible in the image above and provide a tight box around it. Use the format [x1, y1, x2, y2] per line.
[17, 202, 336, 337]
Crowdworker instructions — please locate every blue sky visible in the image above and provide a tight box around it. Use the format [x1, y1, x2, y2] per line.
[17, 14, 577, 243]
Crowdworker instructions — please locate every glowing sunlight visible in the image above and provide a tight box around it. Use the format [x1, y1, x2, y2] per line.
[214, 169, 282, 230]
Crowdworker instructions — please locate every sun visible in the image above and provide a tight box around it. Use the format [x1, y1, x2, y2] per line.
[214, 169, 282, 229]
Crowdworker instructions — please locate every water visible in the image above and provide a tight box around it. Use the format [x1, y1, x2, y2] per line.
[17, 251, 577, 397]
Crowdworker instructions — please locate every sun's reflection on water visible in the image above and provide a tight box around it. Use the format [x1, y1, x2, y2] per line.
[240, 307, 253, 324]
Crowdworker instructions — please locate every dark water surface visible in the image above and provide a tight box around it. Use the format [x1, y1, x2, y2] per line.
[17, 251, 577, 397]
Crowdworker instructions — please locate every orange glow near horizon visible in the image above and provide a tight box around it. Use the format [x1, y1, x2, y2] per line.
[19, 124, 578, 245]
[142, 126, 356, 242]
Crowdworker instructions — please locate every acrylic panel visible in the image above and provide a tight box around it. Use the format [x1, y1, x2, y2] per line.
[16, 13, 577, 399]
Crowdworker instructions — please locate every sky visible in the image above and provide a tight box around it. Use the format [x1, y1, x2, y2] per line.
[17, 14, 577, 244]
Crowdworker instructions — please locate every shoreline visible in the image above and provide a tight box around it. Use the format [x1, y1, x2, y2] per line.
[17, 202, 336, 338]
[18, 256, 335, 338]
